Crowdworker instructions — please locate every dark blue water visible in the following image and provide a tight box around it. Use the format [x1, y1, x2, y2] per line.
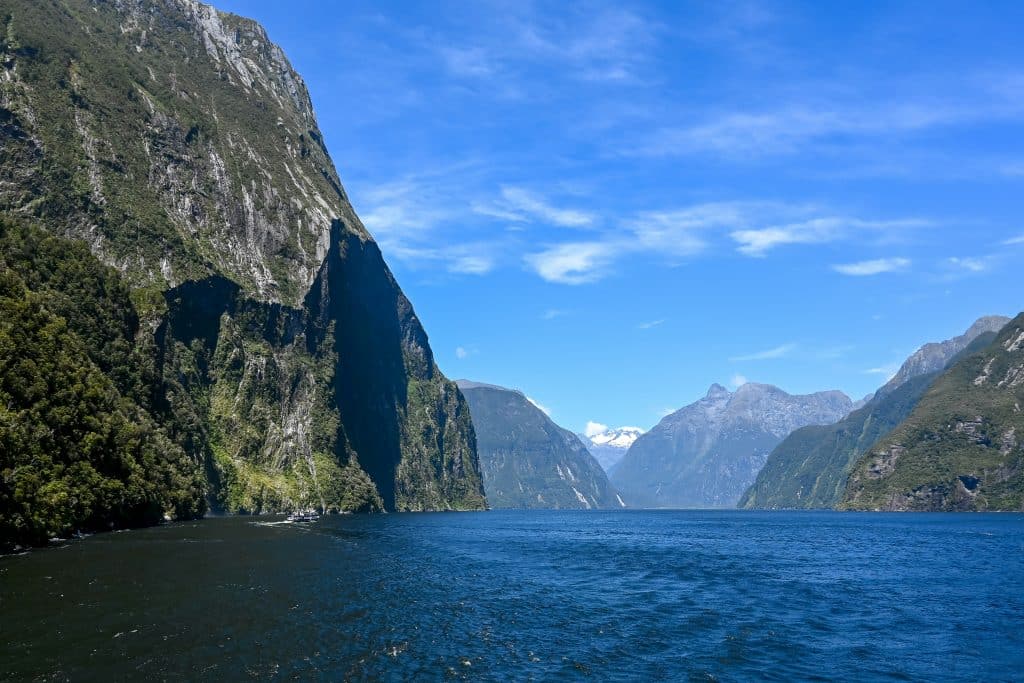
[2, 511, 1023, 681]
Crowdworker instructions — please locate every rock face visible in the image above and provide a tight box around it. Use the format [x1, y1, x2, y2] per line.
[740, 316, 1008, 510]
[0, 0, 485, 546]
[579, 426, 643, 474]
[842, 313, 1024, 511]
[612, 383, 852, 508]
[457, 381, 624, 509]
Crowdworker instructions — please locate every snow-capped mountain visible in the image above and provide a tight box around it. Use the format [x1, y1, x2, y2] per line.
[580, 424, 644, 474]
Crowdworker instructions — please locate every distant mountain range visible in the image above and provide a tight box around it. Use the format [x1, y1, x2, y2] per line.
[612, 383, 853, 508]
[579, 426, 643, 474]
[457, 381, 624, 509]
[842, 314, 1024, 511]
[741, 315, 1010, 509]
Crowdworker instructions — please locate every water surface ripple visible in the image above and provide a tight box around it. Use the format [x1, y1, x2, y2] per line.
[2, 511, 1022, 681]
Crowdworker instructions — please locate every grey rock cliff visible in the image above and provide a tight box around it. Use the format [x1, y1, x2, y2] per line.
[0, 0, 486, 514]
[458, 381, 624, 509]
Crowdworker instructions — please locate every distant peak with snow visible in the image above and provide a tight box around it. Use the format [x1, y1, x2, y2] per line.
[580, 424, 644, 473]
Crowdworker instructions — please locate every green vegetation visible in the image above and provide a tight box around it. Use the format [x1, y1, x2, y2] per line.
[740, 374, 943, 509]
[842, 315, 1024, 511]
[0, 0, 487, 549]
[0, 219, 204, 549]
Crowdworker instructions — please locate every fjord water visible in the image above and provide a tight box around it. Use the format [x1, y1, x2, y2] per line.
[2, 512, 1022, 681]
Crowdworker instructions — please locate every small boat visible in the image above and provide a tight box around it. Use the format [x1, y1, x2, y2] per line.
[286, 510, 320, 523]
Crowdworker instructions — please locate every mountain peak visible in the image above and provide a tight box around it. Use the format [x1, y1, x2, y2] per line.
[881, 315, 1011, 395]
[706, 383, 731, 399]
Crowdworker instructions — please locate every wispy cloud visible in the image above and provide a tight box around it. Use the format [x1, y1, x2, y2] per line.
[628, 203, 748, 255]
[632, 78, 1024, 159]
[637, 318, 666, 329]
[945, 256, 990, 273]
[542, 308, 567, 320]
[1002, 234, 1024, 245]
[433, 5, 659, 87]
[439, 46, 496, 78]
[482, 186, 595, 228]
[524, 241, 621, 284]
[864, 363, 900, 380]
[733, 218, 924, 257]
[455, 346, 469, 360]
[730, 373, 748, 388]
[729, 343, 796, 362]
[831, 257, 911, 276]
[519, 200, 927, 284]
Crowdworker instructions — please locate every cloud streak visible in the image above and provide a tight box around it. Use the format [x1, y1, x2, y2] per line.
[524, 241, 620, 285]
[729, 343, 796, 362]
[832, 257, 911, 276]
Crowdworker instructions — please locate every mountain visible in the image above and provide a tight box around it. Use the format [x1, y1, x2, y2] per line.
[0, 0, 484, 548]
[876, 316, 1011, 397]
[841, 313, 1024, 511]
[580, 426, 643, 474]
[457, 381, 624, 509]
[739, 315, 1009, 510]
[612, 383, 852, 508]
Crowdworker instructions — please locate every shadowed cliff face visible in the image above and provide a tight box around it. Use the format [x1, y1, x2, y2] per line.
[308, 224, 414, 512]
[0, 0, 486, 539]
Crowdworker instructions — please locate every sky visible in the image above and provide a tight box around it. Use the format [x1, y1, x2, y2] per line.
[216, 0, 1024, 433]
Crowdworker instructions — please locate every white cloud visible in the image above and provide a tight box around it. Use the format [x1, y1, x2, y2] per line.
[637, 319, 665, 329]
[730, 374, 748, 389]
[585, 421, 609, 437]
[542, 308, 567, 320]
[632, 83, 1024, 159]
[831, 257, 910, 276]
[448, 252, 495, 275]
[470, 202, 529, 223]
[864, 363, 900, 380]
[524, 241, 620, 284]
[355, 177, 504, 276]
[527, 396, 551, 416]
[731, 217, 845, 256]
[729, 343, 796, 362]
[945, 256, 990, 273]
[439, 46, 496, 78]
[496, 186, 594, 228]
[455, 346, 469, 359]
[1001, 234, 1024, 245]
[626, 203, 748, 255]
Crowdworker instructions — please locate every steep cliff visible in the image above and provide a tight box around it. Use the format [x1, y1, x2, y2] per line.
[458, 381, 624, 509]
[739, 316, 1007, 510]
[0, 0, 484, 547]
[613, 383, 852, 508]
[842, 314, 1024, 511]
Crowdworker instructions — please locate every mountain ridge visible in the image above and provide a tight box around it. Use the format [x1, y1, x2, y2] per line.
[842, 313, 1024, 511]
[458, 381, 623, 509]
[613, 382, 852, 508]
[740, 315, 1009, 510]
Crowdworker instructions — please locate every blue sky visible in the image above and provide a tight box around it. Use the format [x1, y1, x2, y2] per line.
[217, 0, 1024, 432]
